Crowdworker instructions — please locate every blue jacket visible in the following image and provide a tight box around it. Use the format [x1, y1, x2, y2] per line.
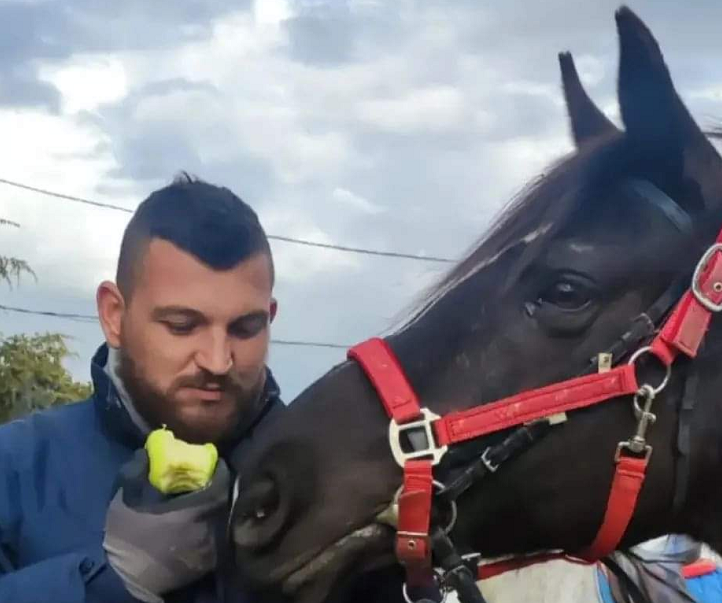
[0, 344, 283, 603]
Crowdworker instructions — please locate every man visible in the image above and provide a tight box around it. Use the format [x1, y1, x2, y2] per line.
[0, 174, 284, 602]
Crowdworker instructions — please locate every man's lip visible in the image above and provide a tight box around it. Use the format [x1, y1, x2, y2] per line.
[183, 387, 224, 400]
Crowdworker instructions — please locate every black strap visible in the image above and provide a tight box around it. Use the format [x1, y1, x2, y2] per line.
[437, 420, 553, 504]
[601, 556, 653, 603]
[673, 366, 697, 514]
[623, 180, 694, 236]
[430, 528, 488, 603]
[587, 275, 690, 374]
[583, 179, 693, 371]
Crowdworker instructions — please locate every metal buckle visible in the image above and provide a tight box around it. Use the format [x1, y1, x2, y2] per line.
[480, 448, 499, 473]
[389, 408, 448, 467]
[615, 440, 653, 462]
[615, 384, 656, 463]
[692, 243, 722, 312]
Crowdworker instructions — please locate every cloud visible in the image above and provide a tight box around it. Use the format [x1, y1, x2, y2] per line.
[0, 0, 250, 108]
[2, 0, 722, 400]
[39, 56, 128, 114]
[332, 187, 385, 215]
[356, 86, 468, 134]
[0, 67, 60, 111]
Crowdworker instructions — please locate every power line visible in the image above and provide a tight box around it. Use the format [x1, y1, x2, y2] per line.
[0, 304, 97, 323]
[0, 304, 350, 349]
[0, 178, 134, 213]
[267, 338, 348, 350]
[0, 176, 455, 264]
[263, 234, 453, 262]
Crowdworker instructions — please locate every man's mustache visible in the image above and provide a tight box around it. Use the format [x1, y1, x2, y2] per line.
[173, 371, 244, 392]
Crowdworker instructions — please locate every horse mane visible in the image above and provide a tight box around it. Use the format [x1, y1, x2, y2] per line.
[396, 132, 639, 332]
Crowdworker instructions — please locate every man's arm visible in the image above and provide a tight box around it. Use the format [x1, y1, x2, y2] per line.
[0, 423, 229, 603]
[0, 429, 141, 603]
[0, 545, 141, 603]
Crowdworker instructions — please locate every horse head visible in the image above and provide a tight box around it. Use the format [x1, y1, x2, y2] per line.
[229, 7, 722, 603]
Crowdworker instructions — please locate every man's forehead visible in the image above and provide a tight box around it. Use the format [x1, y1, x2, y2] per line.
[133, 239, 273, 302]
[141, 239, 269, 277]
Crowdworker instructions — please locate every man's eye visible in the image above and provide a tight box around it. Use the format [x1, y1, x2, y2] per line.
[231, 316, 267, 338]
[537, 279, 593, 311]
[164, 322, 196, 335]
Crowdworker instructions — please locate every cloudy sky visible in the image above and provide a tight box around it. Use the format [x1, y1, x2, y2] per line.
[1, 0, 721, 401]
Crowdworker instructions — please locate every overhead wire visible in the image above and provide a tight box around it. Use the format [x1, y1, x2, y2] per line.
[0, 304, 350, 349]
[0, 177, 455, 263]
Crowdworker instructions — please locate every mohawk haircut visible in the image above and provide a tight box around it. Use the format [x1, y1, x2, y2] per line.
[116, 173, 273, 298]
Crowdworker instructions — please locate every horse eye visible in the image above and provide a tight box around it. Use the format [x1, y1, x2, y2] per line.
[537, 279, 593, 311]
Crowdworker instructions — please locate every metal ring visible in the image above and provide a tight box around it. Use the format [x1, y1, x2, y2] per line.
[627, 346, 672, 395]
[432, 480, 458, 535]
[402, 581, 448, 603]
[436, 484, 458, 535]
[391, 481, 458, 535]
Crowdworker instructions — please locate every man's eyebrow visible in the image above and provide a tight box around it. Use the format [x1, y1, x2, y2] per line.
[230, 310, 270, 325]
[151, 306, 205, 320]
[151, 307, 269, 324]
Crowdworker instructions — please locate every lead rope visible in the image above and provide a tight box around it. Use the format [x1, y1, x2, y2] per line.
[402, 529, 489, 603]
[431, 527, 488, 603]
[398, 420, 555, 603]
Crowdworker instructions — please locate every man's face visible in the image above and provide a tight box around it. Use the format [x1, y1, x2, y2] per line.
[116, 239, 275, 444]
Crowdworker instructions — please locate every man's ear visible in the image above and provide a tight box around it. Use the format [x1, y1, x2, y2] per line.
[270, 298, 278, 323]
[97, 281, 125, 348]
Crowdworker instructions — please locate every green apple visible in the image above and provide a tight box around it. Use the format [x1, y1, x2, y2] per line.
[144, 427, 218, 494]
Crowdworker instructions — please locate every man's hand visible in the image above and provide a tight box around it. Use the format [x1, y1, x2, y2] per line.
[103, 449, 230, 603]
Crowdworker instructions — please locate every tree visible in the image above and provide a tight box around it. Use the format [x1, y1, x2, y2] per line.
[1, 219, 92, 423]
[0, 219, 35, 286]
[0, 333, 93, 423]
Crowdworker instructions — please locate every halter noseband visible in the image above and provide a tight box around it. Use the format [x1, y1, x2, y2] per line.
[348, 181, 720, 603]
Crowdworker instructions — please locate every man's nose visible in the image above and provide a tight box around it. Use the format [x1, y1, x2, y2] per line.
[195, 331, 232, 375]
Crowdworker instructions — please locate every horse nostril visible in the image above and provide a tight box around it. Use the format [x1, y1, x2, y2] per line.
[232, 474, 288, 552]
[242, 477, 279, 522]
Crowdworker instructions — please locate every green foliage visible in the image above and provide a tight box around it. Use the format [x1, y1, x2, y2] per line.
[0, 219, 90, 423]
[0, 332, 93, 423]
[0, 219, 36, 287]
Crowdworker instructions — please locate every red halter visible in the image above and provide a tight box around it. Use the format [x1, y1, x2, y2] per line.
[347, 230, 722, 585]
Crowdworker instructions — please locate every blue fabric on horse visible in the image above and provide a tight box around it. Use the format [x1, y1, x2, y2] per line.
[599, 564, 722, 603]
[0, 343, 284, 603]
[596, 535, 722, 603]
[687, 570, 722, 603]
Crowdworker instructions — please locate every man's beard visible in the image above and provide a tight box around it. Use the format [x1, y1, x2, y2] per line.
[117, 348, 266, 446]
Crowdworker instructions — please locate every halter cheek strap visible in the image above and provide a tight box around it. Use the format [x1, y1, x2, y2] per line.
[624, 179, 693, 235]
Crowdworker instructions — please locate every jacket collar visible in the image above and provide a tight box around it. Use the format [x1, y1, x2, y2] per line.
[90, 343, 283, 453]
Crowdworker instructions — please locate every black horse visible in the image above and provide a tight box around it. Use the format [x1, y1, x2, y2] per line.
[228, 7, 722, 603]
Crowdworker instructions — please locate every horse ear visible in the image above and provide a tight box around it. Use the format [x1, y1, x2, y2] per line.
[558, 51, 618, 146]
[616, 6, 722, 208]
